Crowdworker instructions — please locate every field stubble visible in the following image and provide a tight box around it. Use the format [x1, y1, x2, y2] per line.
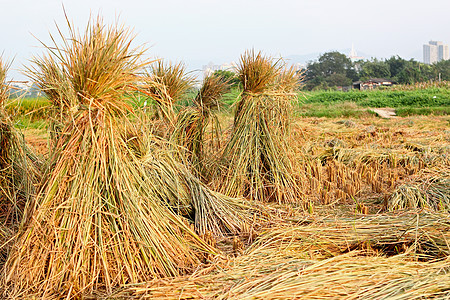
[13, 111, 450, 298]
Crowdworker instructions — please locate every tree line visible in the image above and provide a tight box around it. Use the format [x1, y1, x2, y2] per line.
[303, 51, 450, 90]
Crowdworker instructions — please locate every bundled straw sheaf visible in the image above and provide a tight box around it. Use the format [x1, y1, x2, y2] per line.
[142, 60, 194, 125]
[387, 169, 450, 212]
[138, 140, 257, 237]
[172, 73, 229, 178]
[2, 17, 216, 298]
[220, 50, 302, 203]
[0, 57, 40, 226]
[112, 249, 450, 299]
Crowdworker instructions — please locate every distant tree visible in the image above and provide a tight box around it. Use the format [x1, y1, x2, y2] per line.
[316, 51, 355, 78]
[359, 59, 391, 80]
[386, 56, 408, 79]
[433, 59, 450, 81]
[325, 73, 352, 87]
[304, 51, 356, 90]
[304, 52, 447, 90]
[396, 60, 430, 84]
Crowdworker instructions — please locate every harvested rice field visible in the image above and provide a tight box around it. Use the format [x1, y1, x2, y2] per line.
[0, 17, 449, 299]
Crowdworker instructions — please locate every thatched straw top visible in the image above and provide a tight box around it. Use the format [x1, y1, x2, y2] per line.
[238, 50, 302, 95]
[27, 54, 77, 111]
[144, 60, 194, 104]
[238, 50, 282, 93]
[194, 73, 229, 111]
[0, 57, 12, 105]
[29, 16, 149, 115]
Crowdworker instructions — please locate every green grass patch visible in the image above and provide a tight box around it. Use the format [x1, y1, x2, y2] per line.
[395, 106, 450, 117]
[303, 88, 450, 108]
[13, 115, 48, 130]
[296, 101, 375, 118]
[6, 97, 51, 120]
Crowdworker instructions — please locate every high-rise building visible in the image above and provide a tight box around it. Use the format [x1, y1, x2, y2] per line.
[423, 41, 449, 64]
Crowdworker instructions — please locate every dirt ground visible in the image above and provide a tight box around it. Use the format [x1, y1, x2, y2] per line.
[23, 128, 48, 156]
[370, 107, 397, 118]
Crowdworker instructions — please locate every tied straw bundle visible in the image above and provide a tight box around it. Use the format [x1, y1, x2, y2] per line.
[171, 73, 229, 179]
[220, 50, 303, 203]
[2, 17, 216, 299]
[141, 60, 194, 127]
[0, 57, 40, 226]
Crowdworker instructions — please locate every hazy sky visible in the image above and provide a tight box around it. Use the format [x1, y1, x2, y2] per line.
[1, 0, 449, 80]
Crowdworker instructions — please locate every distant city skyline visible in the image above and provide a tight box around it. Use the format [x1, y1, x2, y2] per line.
[1, 0, 449, 81]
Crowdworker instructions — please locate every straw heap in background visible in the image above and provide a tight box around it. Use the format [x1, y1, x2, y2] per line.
[141, 60, 194, 127]
[1, 18, 216, 298]
[387, 168, 450, 212]
[220, 51, 303, 203]
[26, 54, 78, 153]
[171, 73, 229, 179]
[0, 57, 40, 227]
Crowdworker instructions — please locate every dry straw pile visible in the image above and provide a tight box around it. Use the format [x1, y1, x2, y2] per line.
[1, 18, 218, 298]
[113, 224, 450, 299]
[0, 57, 40, 226]
[220, 51, 303, 203]
[172, 73, 229, 179]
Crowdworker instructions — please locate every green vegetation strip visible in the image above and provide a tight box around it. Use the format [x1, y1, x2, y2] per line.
[303, 88, 450, 108]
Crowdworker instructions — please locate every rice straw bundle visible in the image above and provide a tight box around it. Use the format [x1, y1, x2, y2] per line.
[171, 73, 229, 178]
[387, 170, 450, 212]
[253, 211, 450, 259]
[0, 57, 40, 226]
[26, 54, 77, 151]
[220, 50, 302, 203]
[142, 60, 194, 126]
[139, 142, 257, 236]
[111, 250, 450, 299]
[1, 17, 216, 298]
